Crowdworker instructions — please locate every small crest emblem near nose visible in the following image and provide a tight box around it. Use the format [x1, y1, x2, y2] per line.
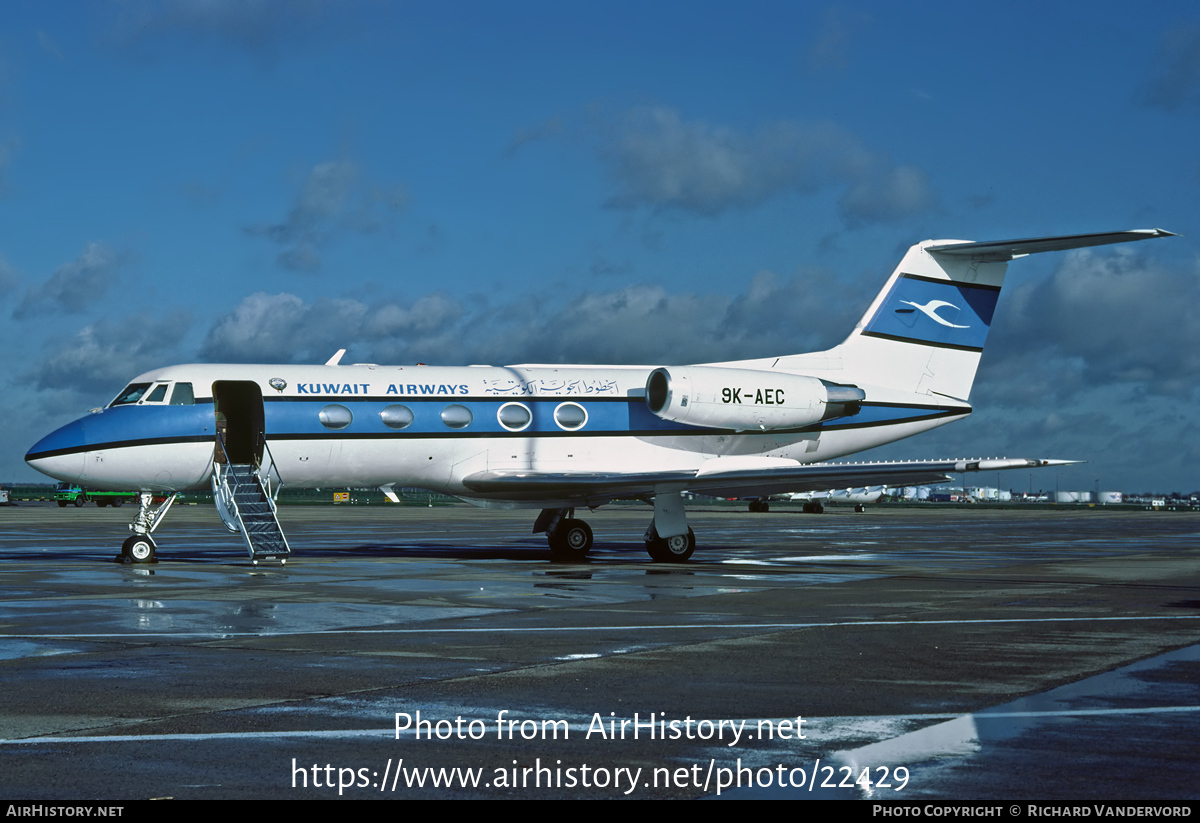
[269, 377, 287, 392]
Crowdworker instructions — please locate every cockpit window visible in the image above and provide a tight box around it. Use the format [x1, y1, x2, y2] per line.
[110, 383, 152, 407]
[169, 382, 195, 405]
[146, 384, 169, 403]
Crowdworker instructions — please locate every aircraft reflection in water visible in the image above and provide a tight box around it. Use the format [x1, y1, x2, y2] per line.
[26, 229, 1175, 565]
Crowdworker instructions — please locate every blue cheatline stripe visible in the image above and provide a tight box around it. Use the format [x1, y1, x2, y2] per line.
[26, 399, 966, 459]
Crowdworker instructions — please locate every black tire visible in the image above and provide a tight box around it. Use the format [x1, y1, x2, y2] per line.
[549, 518, 593, 561]
[122, 534, 156, 564]
[645, 526, 695, 563]
[73, 496, 85, 507]
[96, 500, 107, 507]
[58, 501, 67, 508]
[111, 498, 124, 508]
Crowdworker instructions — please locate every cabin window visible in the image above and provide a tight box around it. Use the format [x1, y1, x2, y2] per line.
[380, 405, 414, 429]
[319, 404, 353, 430]
[441, 404, 472, 429]
[553, 402, 587, 431]
[497, 402, 532, 432]
[145, 384, 169, 403]
[110, 383, 152, 407]
[169, 383, 195, 405]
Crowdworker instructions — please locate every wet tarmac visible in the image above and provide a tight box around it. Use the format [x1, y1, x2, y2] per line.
[1, 501, 1199, 799]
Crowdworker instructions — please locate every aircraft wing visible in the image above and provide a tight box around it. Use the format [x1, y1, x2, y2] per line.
[461, 457, 1076, 504]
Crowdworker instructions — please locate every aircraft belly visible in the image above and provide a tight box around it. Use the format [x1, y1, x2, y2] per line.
[270, 438, 455, 490]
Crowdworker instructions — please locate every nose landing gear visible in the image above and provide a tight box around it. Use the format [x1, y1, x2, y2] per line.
[120, 534, 156, 564]
[115, 492, 176, 564]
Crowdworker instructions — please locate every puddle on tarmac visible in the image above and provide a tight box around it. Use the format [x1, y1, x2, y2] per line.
[713, 643, 1200, 799]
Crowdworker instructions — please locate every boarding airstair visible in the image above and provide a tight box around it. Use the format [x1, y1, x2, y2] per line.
[212, 433, 291, 565]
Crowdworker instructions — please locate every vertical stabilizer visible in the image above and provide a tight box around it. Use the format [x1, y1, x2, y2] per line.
[769, 229, 1175, 401]
[816, 240, 1007, 401]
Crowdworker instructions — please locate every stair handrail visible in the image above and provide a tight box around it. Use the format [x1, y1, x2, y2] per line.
[214, 431, 243, 494]
[255, 432, 284, 504]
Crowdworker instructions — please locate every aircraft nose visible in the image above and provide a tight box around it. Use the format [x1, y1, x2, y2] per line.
[26, 416, 93, 483]
[25, 449, 87, 484]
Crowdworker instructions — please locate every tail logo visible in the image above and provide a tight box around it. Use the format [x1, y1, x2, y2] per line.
[898, 299, 969, 329]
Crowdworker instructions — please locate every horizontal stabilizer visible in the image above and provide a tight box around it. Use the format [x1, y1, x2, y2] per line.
[926, 229, 1176, 261]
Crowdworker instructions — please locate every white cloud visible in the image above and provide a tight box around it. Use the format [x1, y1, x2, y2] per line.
[109, 0, 333, 59]
[1137, 23, 1200, 111]
[982, 247, 1200, 401]
[807, 4, 873, 73]
[197, 267, 863, 369]
[246, 160, 408, 272]
[597, 106, 934, 225]
[26, 310, 192, 393]
[13, 243, 132, 318]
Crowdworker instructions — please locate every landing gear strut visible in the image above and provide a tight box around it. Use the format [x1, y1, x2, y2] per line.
[117, 492, 176, 564]
[644, 490, 696, 563]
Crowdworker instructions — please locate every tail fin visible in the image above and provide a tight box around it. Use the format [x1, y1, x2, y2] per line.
[771, 229, 1175, 401]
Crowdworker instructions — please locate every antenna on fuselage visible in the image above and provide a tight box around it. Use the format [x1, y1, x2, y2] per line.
[325, 349, 347, 366]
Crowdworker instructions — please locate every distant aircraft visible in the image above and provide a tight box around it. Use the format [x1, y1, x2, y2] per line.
[26, 229, 1174, 564]
[743, 485, 884, 513]
[790, 486, 886, 513]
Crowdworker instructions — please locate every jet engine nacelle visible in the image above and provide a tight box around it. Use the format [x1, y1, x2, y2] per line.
[645, 366, 864, 431]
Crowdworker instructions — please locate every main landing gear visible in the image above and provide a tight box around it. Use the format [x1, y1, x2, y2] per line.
[533, 490, 698, 564]
[535, 508, 595, 561]
[116, 492, 177, 564]
[644, 525, 695, 562]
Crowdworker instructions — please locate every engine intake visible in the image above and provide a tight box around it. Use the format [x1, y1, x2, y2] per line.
[646, 366, 863, 431]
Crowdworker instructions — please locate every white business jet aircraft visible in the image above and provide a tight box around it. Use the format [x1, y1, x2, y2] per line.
[26, 229, 1174, 565]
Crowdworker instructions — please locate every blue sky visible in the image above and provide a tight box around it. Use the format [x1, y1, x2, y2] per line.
[1, 0, 1197, 492]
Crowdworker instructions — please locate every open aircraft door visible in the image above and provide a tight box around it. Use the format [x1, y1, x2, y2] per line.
[213, 381, 265, 466]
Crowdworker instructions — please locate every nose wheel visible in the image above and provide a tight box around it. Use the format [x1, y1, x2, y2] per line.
[120, 534, 157, 564]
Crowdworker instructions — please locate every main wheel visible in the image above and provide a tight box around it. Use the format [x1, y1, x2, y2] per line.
[645, 527, 695, 563]
[549, 518, 593, 561]
[122, 534, 156, 564]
